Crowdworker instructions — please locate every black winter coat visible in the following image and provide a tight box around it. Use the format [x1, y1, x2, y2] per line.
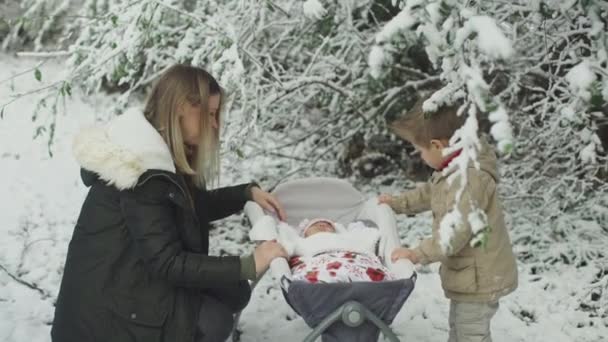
[52, 108, 255, 342]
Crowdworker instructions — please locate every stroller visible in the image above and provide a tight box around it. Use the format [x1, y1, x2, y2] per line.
[238, 177, 417, 342]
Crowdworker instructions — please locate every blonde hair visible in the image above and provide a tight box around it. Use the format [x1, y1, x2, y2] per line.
[389, 96, 465, 147]
[143, 64, 224, 188]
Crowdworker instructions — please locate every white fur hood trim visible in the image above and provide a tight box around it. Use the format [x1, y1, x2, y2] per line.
[72, 107, 176, 190]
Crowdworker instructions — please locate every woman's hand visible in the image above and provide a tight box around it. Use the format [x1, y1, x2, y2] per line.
[253, 240, 288, 276]
[391, 247, 419, 264]
[251, 187, 287, 221]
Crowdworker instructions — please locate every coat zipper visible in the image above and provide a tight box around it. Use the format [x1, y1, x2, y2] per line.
[138, 172, 204, 342]
[137, 173, 201, 227]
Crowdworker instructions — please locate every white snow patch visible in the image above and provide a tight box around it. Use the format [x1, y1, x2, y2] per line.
[302, 0, 327, 20]
[438, 209, 461, 254]
[211, 44, 245, 93]
[566, 61, 596, 101]
[375, 7, 417, 44]
[368, 45, 389, 79]
[580, 142, 597, 164]
[455, 16, 514, 60]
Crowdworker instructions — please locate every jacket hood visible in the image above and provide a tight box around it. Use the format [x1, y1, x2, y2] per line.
[72, 107, 176, 190]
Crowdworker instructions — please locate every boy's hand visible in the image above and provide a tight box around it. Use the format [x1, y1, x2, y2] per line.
[378, 194, 393, 205]
[391, 247, 419, 264]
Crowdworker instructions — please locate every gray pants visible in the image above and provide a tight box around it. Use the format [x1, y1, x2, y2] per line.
[196, 281, 251, 342]
[448, 300, 499, 342]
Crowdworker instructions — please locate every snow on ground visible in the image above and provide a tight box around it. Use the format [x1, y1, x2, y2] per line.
[0, 55, 605, 341]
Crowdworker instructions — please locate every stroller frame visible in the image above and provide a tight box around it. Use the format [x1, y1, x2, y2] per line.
[231, 281, 404, 342]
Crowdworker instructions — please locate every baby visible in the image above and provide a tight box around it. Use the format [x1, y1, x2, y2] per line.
[282, 218, 395, 284]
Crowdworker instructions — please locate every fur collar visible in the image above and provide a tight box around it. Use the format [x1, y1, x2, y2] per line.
[72, 107, 176, 190]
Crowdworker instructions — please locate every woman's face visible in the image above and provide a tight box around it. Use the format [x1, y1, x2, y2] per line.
[179, 94, 220, 147]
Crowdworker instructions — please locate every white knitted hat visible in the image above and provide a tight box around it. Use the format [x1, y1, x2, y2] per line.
[297, 218, 344, 237]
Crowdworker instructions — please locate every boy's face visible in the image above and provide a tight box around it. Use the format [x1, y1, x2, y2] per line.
[304, 221, 336, 237]
[414, 140, 446, 170]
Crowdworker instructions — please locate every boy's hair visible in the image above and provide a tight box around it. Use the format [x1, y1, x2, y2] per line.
[389, 95, 466, 147]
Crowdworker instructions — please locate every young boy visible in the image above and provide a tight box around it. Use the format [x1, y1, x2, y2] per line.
[379, 96, 518, 342]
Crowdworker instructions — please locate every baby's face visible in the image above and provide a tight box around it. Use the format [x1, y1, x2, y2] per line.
[304, 221, 336, 237]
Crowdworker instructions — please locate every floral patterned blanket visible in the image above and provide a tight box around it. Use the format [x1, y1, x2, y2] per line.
[289, 251, 395, 284]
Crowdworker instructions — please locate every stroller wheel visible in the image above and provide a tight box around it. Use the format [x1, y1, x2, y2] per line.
[341, 301, 365, 328]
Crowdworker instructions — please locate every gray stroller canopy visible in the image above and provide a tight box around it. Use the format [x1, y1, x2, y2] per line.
[271, 177, 367, 227]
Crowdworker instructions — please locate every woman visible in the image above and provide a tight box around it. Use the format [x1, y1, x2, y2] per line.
[51, 65, 287, 342]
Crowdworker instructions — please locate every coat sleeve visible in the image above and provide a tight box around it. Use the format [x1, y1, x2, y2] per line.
[389, 182, 432, 215]
[195, 183, 257, 222]
[119, 178, 244, 288]
[414, 170, 495, 265]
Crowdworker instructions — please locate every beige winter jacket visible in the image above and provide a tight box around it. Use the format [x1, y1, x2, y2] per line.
[390, 141, 518, 302]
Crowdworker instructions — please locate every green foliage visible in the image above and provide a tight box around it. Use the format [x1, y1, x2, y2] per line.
[34, 68, 42, 82]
